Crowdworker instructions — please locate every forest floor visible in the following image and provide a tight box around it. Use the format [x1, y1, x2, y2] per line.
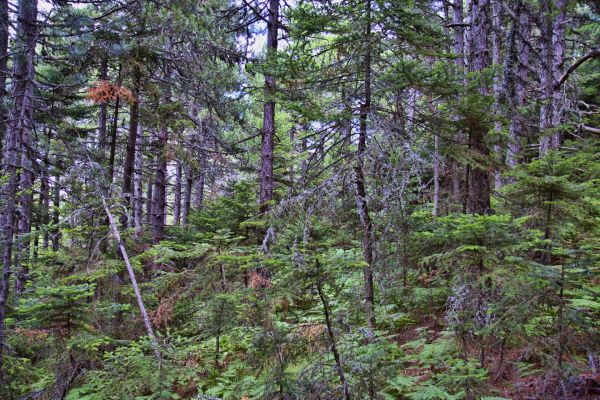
[392, 313, 600, 399]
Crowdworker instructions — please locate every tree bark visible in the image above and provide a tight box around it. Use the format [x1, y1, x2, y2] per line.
[451, 0, 465, 203]
[122, 64, 141, 227]
[173, 161, 182, 226]
[146, 155, 154, 226]
[182, 166, 193, 226]
[193, 168, 205, 210]
[0, 0, 38, 376]
[316, 261, 350, 400]
[356, 0, 376, 330]
[258, 0, 279, 212]
[152, 106, 169, 243]
[107, 64, 122, 186]
[491, 0, 503, 189]
[550, 0, 566, 150]
[97, 57, 108, 158]
[102, 197, 160, 359]
[133, 121, 144, 237]
[0, 0, 9, 156]
[51, 172, 61, 251]
[467, 0, 491, 215]
[506, 1, 530, 168]
[433, 134, 440, 216]
[538, 1, 554, 155]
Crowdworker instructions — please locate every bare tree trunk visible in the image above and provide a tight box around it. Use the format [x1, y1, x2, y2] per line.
[0, 0, 38, 376]
[451, 0, 465, 202]
[258, 0, 279, 212]
[550, 0, 566, 149]
[16, 144, 33, 293]
[0, 0, 9, 156]
[133, 121, 144, 237]
[146, 156, 154, 226]
[101, 197, 160, 359]
[0, 153, 17, 382]
[152, 119, 168, 243]
[12, 0, 37, 293]
[42, 161, 50, 250]
[433, 134, 440, 216]
[107, 64, 122, 186]
[97, 57, 108, 157]
[506, 1, 530, 168]
[491, 0, 503, 189]
[173, 161, 182, 226]
[467, 0, 491, 215]
[182, 166, 192, 226]
[356, 0, 376, 330]
[122, 65, 141, 227]
[538, 1, 554, 155]
[193, 164, 205, 210]
[51, 173, 61, 251]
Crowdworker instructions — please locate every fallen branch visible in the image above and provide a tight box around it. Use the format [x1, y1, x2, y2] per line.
[101, 196, 161, 360]
[554, 50, 600, 90]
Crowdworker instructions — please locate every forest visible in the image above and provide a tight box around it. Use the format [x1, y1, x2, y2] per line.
[0, 0, 599, 398]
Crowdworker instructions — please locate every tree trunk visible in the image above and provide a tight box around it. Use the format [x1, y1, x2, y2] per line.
[451, 0, 465, 203]
[506, 1, 530, 168]
[146, 157, 154, 226]
[433, 134, 440, 216]
[0, 0, 9, 156]
[97, 57, 108, 158]
[173, 161, 182, 226]
[467, 0, 491, 215]
[122, 65, 141, 227]
[550, 0, 566, 150]
[0, 0, 38, 376]
[102, 197, 160, 359]
[182, 166, 193, 226]
[133, 121, 144, 237]
[316, 260, 351, 400]
[51, 172, 61, 251]
[538, 1, 554, 155]
[258, 0, 279, 212]
[491, 0, 503, 189]
[356, 0, 376, 330]
[107, 64, 122, 186]
[152, 106, 169, 243]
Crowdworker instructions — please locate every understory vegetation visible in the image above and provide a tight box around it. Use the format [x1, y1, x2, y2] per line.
[0, 0, 599, 399]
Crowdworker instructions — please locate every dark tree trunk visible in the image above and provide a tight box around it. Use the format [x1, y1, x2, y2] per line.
[146, 157, 154, 226]
[550, 0, 566, 150]
[107, 64, 122, 186]
[133, 121, 144, 237]
[355, 0, 376, 330]
[538, 1, 554, 155]
[258, 0, 279, 212]
[122, 65, 141, 226]
[506, 1, 530, 167]
[0, 0, 38, 376]
[0, 0, 8, 156]
[51, 172, 60, 251]
[491, 0, 503, 189]
[451, 0, 465, 203]
[467, 0, 491, 215]
[316, 260, 351, 400]
[173, 161, 182, 226]
[97, 57, 108, 157]
[41, 160, 50, 250]
[193, 167, 205, 210]
[182, 166, 192, 226]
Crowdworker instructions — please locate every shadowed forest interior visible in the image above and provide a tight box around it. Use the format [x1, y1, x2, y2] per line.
[0, 0, 599, 399]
